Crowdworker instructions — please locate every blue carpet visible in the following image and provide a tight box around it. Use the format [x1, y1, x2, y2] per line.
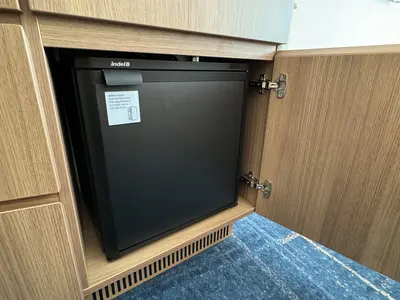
[118, 213, 400, 300]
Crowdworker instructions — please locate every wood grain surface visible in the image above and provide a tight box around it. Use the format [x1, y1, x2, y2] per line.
[185, 0, 293, 43]
[19, 0, 88, 286]
[38, 16, 277, 60]
[0, 203, 82, 300]
[29, 0, 292, 43]
[239, 61, 274, 206]
[257, 50, 400, 281]
[0, 24, 59, 201]
[0, 0, 20, 11]
[84, 197, 254, 293]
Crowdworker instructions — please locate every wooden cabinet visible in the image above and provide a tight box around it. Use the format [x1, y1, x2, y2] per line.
[0, 203, 82, 300]
[1, 3, 400, 299]
[0, 24, 59, 202]
[254, 48, 400, 281]
[0, 0, 20, 11]
[27, 0, 293, 43]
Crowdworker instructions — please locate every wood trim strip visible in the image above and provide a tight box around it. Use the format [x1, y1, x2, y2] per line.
[38, 16, 277, 61]
[277, 45, 400, 58]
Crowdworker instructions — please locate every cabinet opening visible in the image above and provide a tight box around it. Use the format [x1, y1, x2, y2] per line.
[46, 47, 270, 290]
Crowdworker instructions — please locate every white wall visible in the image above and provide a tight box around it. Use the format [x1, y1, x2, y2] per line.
[284, 0, 400, 50]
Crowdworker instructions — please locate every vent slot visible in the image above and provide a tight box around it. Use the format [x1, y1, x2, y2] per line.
[90, 224, 230, 300]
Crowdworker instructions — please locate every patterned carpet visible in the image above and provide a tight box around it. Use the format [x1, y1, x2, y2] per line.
[118, 213, 400, 300]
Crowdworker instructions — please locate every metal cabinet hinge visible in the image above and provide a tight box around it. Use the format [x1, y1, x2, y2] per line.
[249, 73, 288, 98]
[240, 171, 272, 199]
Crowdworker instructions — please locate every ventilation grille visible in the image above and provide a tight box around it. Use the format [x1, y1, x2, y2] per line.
[90, 225, 231, 300]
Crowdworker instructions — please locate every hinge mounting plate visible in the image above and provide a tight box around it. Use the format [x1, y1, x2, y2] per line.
[249, 73, 288, 98]
[240, 171, 272, 199]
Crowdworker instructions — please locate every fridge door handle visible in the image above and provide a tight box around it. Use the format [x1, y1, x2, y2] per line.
[103, 69, 143, 86]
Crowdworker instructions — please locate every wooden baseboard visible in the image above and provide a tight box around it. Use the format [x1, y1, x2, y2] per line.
[86, 225, 232, 300]
[83, 197, 254, 296]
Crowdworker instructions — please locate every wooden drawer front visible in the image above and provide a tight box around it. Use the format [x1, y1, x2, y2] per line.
[0, 203, 82, 300]
[0, 0, 20, 11]
[28, 0, 293, 43]
[0, 24, 59, 201]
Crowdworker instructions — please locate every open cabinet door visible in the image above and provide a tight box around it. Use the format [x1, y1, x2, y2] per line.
[256, 47, 400, 281]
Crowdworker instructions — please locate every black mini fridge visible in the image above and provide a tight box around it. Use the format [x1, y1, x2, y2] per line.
[66, 57, 248, 259]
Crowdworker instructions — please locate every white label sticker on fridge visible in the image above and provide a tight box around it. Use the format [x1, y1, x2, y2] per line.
[104, 91, 141, 126]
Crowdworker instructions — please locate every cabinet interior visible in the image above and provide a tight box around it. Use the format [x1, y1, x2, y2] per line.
[46, 48, 273, 292]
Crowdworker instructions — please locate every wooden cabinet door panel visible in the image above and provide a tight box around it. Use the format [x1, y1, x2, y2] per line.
[256, 48, 400, 281]
[28, 0, 293, 43]
[0, 0, 20, 10]
[0, 24, 59, 201]
[186, 0, 293, 43]
[0, 203, 82, 300]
